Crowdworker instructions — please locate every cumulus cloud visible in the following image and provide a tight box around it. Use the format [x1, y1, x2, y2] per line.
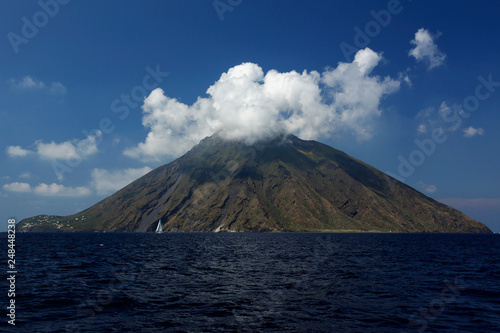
[6, 145, 32, 157]
[125, 48, 400, 160]
[7, 131, 102, 161]
[463, 126, 484, 137]
[416, 180, 437, 194]
[90, 167, 152, 195]
[409, 28, 446, 69]
[9, 76, 66, 94]
[36, 141, 81, 160]
[2, 181, 91, 197]
[2, 182, 31, 193]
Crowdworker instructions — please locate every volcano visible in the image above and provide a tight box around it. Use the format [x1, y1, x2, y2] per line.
[17, 135, 491, 233]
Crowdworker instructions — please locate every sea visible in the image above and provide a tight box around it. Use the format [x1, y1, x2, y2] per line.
[2, 232, 499, 332]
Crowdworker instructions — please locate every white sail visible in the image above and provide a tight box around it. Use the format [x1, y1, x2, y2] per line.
[155, 219, 163, 233]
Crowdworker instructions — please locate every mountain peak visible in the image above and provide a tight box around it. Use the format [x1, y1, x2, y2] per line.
[17, 136, 492, 233]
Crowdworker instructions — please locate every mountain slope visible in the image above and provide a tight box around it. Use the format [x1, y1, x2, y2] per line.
[17, 135, 492, 233]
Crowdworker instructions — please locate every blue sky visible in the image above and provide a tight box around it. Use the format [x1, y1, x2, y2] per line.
[1, 0, 499, 232]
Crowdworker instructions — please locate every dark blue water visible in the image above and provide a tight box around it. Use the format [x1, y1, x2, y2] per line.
[2, 232, 499, 332]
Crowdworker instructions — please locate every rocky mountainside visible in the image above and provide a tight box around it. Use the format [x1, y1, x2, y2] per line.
[17, 135, 492, 233]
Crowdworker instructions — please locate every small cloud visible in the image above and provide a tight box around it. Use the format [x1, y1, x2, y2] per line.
[415, 180, 437, 194]
[9, 76, 45, 89]
[409, 28, 446, 70]
[2, 182, 31, 193]
[403, 75, 411, 86]
[463, 126, 484, 137]
[398, 70, 412, 87]
[417, 124, 427, 134]
[36, 140, 80, 160]
[8, 133, 102, 181]
[9, 132, 101, 161]
[50, 82, 67, 95]
[112, 138, 120, 146]
[2, 181, 91, 197]
[416, 106, 435, 119]
[6, 145, 32, 157]
[90, 166, 152, 195]
[19, 172, 31, 179]
[33, 183, 91, 197]
[415, 105, 441, 135]
[437, 101, 463, 132]
[438, 101, 450, 117]
[9, 76, 66, 95]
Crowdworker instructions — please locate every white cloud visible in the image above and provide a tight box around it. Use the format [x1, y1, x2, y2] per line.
[438, 102, 450, 118]
[463, 126, 484, 137]
[414, 104, 445, 135]
[409, 28, 446, 69]
[417, 124, 427, 134]
[417, 102, 483, 136]
[19, 172, 31, 178]
[125, 48, 401, 161]
[50, 82, 67, 95]
[2, 182, 32, 193]
[33, 183, 91, 197]
[36, 140, 80, 160]
[416, 106, 434, 119]
[8, 132, 102, 161]
[437, 101, 462, 132]
[404, 75, 411, 86]
[398, 72, 412, 87]
[416, 180, 437, 194]
[9, 76, 45, 89]
[90, 167, 152, 195]
[9, 76, 67, 94]
[2, 181, 91, 197]
[6, 145, 32, 157]
[37, 133, 101, 160]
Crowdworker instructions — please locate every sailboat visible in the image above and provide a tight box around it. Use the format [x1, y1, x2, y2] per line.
[155, 219, 163, 233]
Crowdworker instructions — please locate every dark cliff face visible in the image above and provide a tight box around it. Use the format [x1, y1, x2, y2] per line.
[17, 134, 492, 233]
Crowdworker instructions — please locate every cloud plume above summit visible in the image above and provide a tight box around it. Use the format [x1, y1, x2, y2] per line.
[124, 48, 400, 160]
